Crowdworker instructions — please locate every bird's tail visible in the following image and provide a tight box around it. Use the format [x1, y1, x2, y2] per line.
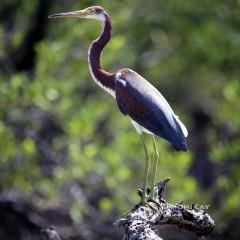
[172, 115, 188, 151]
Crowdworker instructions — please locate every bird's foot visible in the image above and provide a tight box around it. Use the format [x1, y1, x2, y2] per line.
[147, 197, 163, 211]
[119, 188, 158, 218]
[138, 187, 163, 211]
[137, 187, 160, 211]
[137, 187, 151, 202]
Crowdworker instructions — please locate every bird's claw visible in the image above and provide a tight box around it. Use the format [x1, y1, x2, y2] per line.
[137, 187, 151, 201]
[137, 187, 163, 211]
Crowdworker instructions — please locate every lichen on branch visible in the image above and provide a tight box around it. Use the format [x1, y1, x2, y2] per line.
[115, 178, 215, 240]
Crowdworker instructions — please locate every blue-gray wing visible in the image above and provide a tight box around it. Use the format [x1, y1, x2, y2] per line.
[115, 68, 188, 151]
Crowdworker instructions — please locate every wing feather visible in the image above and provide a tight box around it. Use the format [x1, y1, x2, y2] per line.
[115, 68, 187, 151]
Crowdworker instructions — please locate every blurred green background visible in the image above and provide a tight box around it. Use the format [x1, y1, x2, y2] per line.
[0, 0, 239, 239]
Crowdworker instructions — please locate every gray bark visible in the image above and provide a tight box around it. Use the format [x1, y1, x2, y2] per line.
[115, 178, 215, 240]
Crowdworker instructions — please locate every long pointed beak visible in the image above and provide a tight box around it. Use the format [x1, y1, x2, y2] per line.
[48, 10, 87, 19]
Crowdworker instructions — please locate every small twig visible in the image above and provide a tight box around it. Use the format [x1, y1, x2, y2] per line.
[41, 226, 61, 240]
[156, 177, 170, 202]
[115, 178, 215, 240]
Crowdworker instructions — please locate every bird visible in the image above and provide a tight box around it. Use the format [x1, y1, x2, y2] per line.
[49, 5, 188, 203]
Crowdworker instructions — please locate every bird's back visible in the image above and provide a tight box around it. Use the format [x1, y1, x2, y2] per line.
[115, 68, 188, 151]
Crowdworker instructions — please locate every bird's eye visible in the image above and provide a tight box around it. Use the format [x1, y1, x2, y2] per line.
[90, 9, 95, 14]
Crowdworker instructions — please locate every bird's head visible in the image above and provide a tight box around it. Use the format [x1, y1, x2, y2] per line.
[48, 6, 108, 22]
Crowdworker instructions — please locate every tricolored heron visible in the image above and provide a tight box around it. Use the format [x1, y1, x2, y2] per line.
[49, 6, 188, 203]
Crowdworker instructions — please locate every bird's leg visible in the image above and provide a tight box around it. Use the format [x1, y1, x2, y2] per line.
[140, 134, 151, 203]
[119, 134, 150, 218]
[150, 135, 159, 199]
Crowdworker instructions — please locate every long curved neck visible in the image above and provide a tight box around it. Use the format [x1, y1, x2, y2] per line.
[88, 14, 115, 96]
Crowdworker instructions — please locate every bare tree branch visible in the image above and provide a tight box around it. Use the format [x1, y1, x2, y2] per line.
[115, 178, 215, 240]
[41, 226, 61, 240]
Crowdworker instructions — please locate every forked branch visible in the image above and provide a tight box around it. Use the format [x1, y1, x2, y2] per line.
[115, 178, 215, 240]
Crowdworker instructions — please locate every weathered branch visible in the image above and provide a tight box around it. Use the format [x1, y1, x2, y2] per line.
[115, 178, 215, 240]
[41, 226, 61, 240]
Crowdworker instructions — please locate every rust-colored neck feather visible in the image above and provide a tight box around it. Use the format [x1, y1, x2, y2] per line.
[88, 13, 115, 96]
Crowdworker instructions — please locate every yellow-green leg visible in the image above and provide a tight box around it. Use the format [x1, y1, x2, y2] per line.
[150, 135, 159, 199]
[140, 134, 151, 202]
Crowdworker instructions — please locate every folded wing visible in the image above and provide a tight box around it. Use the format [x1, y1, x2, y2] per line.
[115, 68, 188, 151]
